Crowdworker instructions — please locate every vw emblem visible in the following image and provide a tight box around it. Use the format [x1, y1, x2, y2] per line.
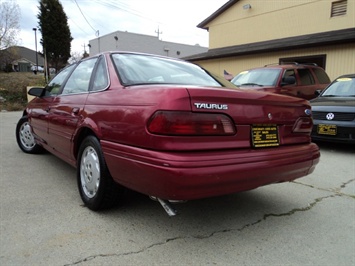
[268, 113, 273, 120]
[326, 113, 334, 120]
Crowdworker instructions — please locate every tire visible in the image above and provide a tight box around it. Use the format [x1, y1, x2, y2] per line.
[16, 116, 44, 154]
[77, 135, 124, 211]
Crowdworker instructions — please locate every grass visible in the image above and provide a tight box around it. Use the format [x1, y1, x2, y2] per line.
[0, 72, 47, 111]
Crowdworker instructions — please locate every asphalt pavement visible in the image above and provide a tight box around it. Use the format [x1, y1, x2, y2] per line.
[1, 111, 354, 266]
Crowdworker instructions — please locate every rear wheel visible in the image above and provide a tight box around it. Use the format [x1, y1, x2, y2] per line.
[77, 135, 124, 211]
[16, 116, 43, 154]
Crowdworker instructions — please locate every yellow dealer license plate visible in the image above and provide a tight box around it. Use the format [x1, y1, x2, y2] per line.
[317, 124, 337, 135]
[252, 124, 279, 148]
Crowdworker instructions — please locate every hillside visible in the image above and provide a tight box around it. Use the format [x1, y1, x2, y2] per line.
[0, 72, 46, 111]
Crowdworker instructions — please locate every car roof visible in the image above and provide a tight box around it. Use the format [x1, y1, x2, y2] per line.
[334, 73, 355, 79]
[262, 63, 322, 69]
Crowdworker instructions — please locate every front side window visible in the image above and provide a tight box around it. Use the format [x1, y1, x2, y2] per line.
[112, 53, 221, 87]
[282, 69, 296, 84]
[62, 58, 97, 95]
[45, 64, 76, 96]
[297, 69, 315, 85]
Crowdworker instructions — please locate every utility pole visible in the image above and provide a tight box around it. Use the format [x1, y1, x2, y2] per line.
[32, 28, 38, 74]
[155, 26, 162, 40]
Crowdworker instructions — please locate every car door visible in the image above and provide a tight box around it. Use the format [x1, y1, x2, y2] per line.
[46, 57, 98, 161]
[28, 64, 76, 145]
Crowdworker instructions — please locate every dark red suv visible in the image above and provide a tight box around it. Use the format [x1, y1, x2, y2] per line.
[231, 63, 331, 100]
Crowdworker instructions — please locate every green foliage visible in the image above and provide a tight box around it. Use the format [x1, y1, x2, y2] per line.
[0, 72, 46, 111]
[37, 0, 73, 71]
[3, 64, 13, 72]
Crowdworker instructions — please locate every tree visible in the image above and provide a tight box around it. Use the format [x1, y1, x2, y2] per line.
[0, 0, 20, 49]
[68, 51, 83, 64]
[0, 0, 20, 70]
[37, 0, 72, 71]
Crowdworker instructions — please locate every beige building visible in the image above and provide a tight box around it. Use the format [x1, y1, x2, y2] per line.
[185, 0, 355, 80]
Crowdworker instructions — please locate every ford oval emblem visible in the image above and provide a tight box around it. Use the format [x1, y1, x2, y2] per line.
[305, 109, 312, 116]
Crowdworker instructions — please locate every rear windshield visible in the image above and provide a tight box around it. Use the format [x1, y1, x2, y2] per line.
[112, 53, 221, 87]
[231, 68, 281, 86]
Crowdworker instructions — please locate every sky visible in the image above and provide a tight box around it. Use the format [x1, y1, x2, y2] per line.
[17, 0, 228, 55]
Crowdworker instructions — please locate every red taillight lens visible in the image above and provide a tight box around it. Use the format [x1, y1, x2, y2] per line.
[293, 117, 313, 133]
[148, 111, 236, 136]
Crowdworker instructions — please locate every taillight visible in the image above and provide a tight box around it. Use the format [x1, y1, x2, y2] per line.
[293, 117, 313, 133]
[147, 111, 236, 136]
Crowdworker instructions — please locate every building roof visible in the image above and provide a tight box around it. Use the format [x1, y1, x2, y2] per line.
[197, 0, 239, 30]
[184, 28, 355, 61]
[2, 46, 45, 66]
[89, 30, 208, 58]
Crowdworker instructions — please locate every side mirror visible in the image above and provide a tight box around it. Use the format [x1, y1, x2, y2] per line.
[28, 87, 46, 97]
[314, 89, 322, 96]
[281, 76, 296, 86]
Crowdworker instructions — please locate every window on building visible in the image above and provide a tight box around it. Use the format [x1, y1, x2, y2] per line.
[279, 55, 327, 70]
[331, 0, 347, 17]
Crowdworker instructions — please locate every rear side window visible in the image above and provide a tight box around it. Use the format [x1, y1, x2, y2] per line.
[313, 68, 331, 84]
[91, 57, 109, 92]
[298, 69, 315, 85]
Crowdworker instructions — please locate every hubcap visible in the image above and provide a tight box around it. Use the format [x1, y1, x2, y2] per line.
[20, 122, 36, 150]
[80, 146, 100, 198]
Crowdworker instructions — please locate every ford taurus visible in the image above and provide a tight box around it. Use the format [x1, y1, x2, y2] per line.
[16, 52, 320, 215]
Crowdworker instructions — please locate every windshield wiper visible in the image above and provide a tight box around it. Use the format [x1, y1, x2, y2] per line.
[240, 83, 263, 86]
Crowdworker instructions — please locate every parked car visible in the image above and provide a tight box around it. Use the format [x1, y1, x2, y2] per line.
[31, 65, 44, 72]
[16, 52, 320, 215]
[311, 74, 355, 144]
[231, 63, 331, 100]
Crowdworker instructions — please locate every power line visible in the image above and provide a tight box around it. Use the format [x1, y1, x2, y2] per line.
[93, 0, 162, 25]
[72, 0, 97, 34]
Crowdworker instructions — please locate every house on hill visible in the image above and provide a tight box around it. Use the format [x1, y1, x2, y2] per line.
[184, 0, 355, 80]
[0, 46, 44, 72]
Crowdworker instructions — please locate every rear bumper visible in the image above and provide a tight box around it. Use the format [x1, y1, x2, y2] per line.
[102, 141, 320, 200]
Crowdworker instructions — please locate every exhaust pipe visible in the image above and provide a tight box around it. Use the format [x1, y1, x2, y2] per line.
[157, 198, 177, 216]
[150, 196, 177, 216]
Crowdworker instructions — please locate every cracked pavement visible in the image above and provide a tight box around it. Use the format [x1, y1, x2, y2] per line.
[1, 111, 354, 266]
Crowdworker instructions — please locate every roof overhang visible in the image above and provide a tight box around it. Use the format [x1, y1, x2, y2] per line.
[184, 28, 355, 61]
[197, 0, 239, 30]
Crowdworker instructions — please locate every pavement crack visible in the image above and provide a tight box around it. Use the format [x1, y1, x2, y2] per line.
[64, 237, 183, 266]
[64, 193, 342, 265]
[235, 194, 339, 233]
[292, 179, 355, 198]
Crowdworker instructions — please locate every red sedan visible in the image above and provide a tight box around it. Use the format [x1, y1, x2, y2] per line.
[16, 52, 320, 215]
